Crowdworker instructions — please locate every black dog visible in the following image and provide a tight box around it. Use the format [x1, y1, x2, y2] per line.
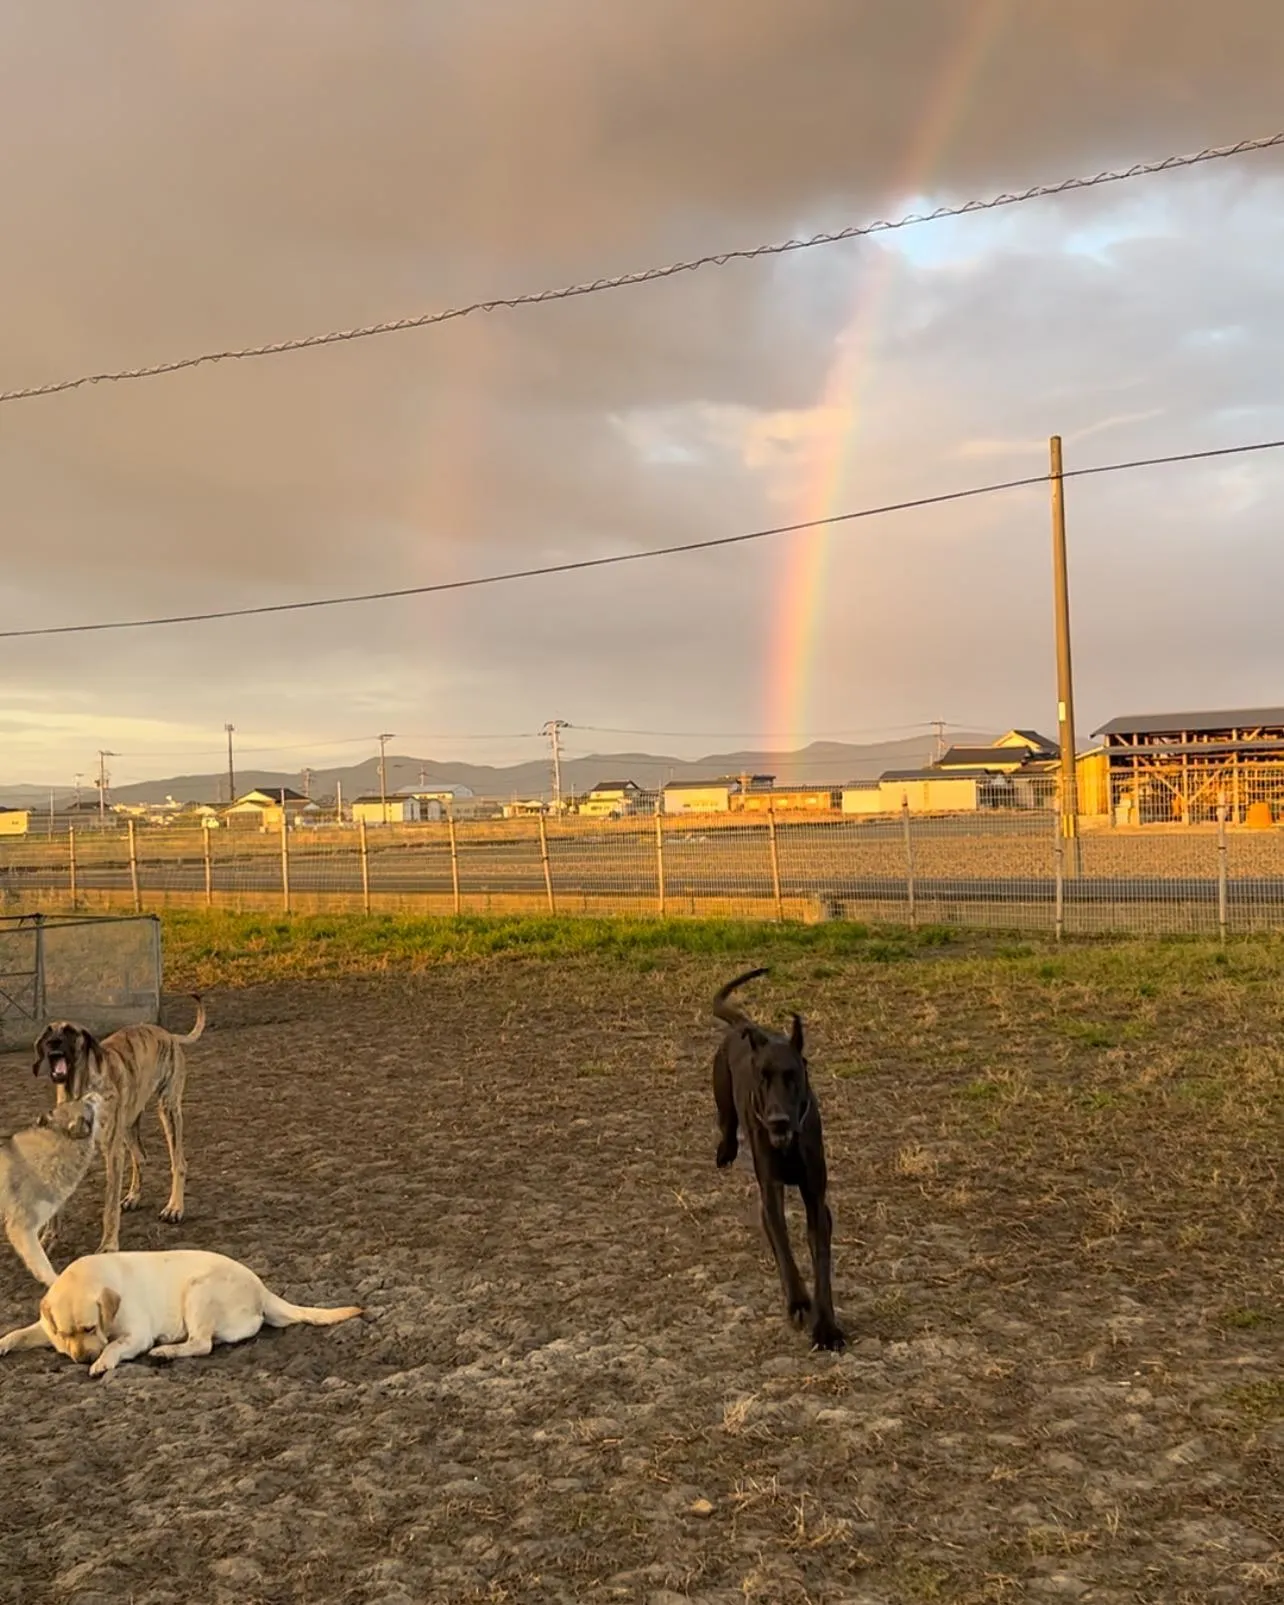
[712, 967, 845, 1351]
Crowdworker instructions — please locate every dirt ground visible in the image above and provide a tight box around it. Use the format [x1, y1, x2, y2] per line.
[1, 949, 1281, 1603]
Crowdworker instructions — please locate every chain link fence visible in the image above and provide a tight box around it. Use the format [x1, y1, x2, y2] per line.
[0, 912, 162, 1049]
[1, 810, 1281, 937]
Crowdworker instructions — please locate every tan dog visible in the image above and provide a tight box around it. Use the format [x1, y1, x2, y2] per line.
[0, 1249, 363, 1376]
[0, 1094, 105, 1285]
[32, 997, 206, 1254]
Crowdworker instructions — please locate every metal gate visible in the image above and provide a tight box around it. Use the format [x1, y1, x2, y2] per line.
[0, 913, 162, 1050]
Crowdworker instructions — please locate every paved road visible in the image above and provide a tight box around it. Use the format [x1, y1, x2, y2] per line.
[2, 861, 1277, 905]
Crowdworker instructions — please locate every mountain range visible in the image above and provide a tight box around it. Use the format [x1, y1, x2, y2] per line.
[0, 732, 997, 810]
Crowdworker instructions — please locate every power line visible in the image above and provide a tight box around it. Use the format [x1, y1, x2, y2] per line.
[2, 131, 1280, 409]
[2, 435, 1280, 643]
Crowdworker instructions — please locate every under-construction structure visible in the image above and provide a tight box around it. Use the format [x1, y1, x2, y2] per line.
[1091, 706, 1284, 824]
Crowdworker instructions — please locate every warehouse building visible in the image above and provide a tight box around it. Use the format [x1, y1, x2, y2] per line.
[1091, 706, 1284, 825]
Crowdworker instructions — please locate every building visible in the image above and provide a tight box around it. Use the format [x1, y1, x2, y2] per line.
[994, 729, 1059, 757]
[351, 794, 422, 826]
[663, 779, 735, 815]
[843, 769, 997, 816]
[502, 797, 548, 818]
[1091, 706, 1284, 825]
[398, 784, 478, 818]
[0, 807, 30, 837]
[222, 787, 321, 831]
[579, 780, 646, 819]
[733, 784, 841, 813]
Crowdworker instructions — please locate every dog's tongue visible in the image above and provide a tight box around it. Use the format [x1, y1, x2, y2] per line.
[50, 1055, 68, 1082]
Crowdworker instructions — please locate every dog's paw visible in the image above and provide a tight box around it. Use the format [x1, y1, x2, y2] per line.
[88, 1355, 115, 1378]
[810, 1316, 846, 1353]
[787, 1296, 813, 1330]
[96, 1239, 120, 1256]
[121, 1194, 143, 1213]
[715, 1140, 738, 1169]
[158, 1206, 184, 1224]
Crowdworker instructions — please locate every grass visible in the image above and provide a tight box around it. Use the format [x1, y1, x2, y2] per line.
[158, 908, 960, 989]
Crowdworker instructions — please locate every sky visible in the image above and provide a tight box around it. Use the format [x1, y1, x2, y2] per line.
[1, 0, 1283, 788]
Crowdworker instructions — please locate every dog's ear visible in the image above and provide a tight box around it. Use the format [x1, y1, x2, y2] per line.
[789, 1014, 805, 1054]
[98, 1288, 121, 1334]
[31, 1026, 52, 1076]
[38, 1295, 52, 1331]
[745, 1026, 769, 1053]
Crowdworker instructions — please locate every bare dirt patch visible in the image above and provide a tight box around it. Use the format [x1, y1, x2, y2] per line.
[1, 948, 1281, 1603]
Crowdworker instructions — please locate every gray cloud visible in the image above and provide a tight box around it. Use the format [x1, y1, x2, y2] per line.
[0, 1, 1282, 783]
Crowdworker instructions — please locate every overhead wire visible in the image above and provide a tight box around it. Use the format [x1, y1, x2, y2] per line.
[2, 435, 1281, 642]
[0, 131, 1280, 408]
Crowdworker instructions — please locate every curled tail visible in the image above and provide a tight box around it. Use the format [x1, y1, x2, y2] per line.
[712, 967, 771, 1026]
[260, 1287, 363, 1328]
[172, 996, 206, 1044]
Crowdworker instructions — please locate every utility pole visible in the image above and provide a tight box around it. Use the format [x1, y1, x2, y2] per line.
[541, 720, 570, 813]
[1049, 435, 1080, 874]
[73, 772, 83, 809]
[97, 750, 117, 826]
[931, 719, 948, 763]
[225, 723, 236, 805]
[301, 766, 314, 800]
[377, 733, 395, 825]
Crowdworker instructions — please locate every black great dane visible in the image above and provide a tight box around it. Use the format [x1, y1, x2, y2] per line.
[712, 967, 845, 1351]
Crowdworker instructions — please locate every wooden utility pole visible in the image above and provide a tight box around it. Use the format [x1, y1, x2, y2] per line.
[1049, 436, 1080, 874]
[225, 723, 236, 804]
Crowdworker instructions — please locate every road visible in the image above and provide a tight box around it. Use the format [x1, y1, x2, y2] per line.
[1, 858, 1276, 906]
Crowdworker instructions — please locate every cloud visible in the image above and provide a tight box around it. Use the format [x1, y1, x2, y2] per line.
[0, 2, 1282, 782]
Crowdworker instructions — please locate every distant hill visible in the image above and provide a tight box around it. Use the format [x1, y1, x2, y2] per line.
[0, 732, 992, 809]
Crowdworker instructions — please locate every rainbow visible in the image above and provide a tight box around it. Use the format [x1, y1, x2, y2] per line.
[762, 0, 1009, 749]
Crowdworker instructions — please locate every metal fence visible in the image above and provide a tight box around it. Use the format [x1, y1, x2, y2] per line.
[2, 811, 1282, 938]
[0, 913, 162, 1049]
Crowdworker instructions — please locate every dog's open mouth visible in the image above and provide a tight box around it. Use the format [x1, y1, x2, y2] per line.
[48, 1055, 69, 1084]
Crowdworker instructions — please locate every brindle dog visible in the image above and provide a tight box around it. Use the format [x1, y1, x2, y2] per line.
[32, 997, 205, 1255]
[712, 967, 844, 1351]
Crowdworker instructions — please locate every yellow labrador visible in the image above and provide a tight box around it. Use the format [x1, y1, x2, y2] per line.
[0, 1249, 362, 1376]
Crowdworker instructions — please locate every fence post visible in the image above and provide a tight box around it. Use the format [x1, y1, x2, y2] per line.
[279, 816, 291, 915]
[359, 819, 371, 914]
[1217, 793, 1228, 944]
[68, 826, 78, 910]
[538, 813, 556, 915]
[448, 814, 462, 916]
[901, 797, 917, 929]
[1053, 816, 1065, 942]
[33, 913, 46, 1025]
[654, 804, 666, 917]
[203, 826, 213, 908]
[767, 808, 784, 922]
[127, 819, 142, 913]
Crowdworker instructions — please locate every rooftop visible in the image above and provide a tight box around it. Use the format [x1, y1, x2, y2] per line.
[1093, 707, 1284, 738]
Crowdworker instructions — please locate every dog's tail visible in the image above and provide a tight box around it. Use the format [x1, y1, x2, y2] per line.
[170, 995, 206, 1044]
[712, 967, 771, 1026]
[260, 1288, 364, 1329]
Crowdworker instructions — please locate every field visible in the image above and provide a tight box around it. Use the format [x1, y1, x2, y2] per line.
[1, 914, 1282, 1603]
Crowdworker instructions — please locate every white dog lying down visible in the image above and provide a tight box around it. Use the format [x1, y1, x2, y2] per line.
[0, 1249, 363, 1376]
